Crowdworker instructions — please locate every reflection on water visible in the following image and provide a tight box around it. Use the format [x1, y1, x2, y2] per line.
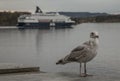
[0, 23, 120, 76]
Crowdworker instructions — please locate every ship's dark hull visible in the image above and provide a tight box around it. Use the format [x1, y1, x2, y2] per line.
[17, 22, 74, 29]
[17, 22, 50, 29]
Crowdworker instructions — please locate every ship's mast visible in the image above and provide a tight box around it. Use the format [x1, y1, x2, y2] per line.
[35, 6, 43, 13]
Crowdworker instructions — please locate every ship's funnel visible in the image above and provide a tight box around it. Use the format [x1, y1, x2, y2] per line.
[35, 6, 43, 13]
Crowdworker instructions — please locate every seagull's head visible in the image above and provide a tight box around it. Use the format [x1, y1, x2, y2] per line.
[90, 31, 99, 39]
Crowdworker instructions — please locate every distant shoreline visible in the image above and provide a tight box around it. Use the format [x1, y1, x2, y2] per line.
[0, 27, 17, 29]
[0, 11, 120, 26]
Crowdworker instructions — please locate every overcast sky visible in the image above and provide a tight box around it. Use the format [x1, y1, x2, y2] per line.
[0, 0, 120, 13]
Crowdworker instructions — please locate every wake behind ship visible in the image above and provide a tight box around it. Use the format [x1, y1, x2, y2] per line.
[17, 6, 75, 29]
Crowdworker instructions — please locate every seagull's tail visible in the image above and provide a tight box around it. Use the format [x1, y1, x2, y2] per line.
[56, 55, 71, 65]
[56, 59, 66, 65]
[56, 59, 64, 65]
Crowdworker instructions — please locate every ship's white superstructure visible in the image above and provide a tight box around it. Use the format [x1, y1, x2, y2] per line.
[17, 6, 75, 29]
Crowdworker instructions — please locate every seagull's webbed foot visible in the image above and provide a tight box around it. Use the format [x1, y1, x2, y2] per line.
[80, 73, 87, 77]
[80, 73, 93, 77]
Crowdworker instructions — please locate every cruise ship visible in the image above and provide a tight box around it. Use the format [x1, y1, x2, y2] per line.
[17, 6, 75, 29]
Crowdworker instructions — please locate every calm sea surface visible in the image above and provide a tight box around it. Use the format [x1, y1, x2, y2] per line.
[0, 23, 120, 75]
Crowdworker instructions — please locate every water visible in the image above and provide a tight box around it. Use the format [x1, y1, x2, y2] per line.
[0, 23, 120, 76]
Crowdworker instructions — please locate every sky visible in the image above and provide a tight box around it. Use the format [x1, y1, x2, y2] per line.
[0, 0, 120, 14]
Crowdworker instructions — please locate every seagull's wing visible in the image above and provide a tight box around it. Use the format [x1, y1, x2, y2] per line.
[56, 41, 92, 64]
[71, 41, 90, 53]
[71, 45, 85, 53]
[67, 42, 90, 62]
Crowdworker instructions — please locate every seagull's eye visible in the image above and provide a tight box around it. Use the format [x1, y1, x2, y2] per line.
[91, 32, 94, 35]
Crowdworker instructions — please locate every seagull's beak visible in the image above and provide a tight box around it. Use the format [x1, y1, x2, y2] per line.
[56, 62, 59, 65]
[96, 35, 99, 38]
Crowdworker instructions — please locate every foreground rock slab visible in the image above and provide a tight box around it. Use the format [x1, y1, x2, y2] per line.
[0, 63, 39, 74]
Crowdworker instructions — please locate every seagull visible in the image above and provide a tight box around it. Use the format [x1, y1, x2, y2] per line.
[56, 31, 99, 77]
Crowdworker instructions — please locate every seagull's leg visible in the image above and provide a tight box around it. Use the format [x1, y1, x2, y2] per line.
[84, 62, 87, 76]
[80, 63, 87, 77]
[80, 63, 82, 76]
[84, 63, 93, 77]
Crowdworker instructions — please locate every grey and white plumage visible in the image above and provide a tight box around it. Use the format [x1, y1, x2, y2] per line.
[56, 31, 99, 77]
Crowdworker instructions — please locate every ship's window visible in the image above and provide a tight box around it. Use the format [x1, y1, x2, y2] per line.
[19, 17, 25, 20]
[19, 16, 26, 20]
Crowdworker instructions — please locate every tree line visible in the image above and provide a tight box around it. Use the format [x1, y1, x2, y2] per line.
[0, 12, 31, 26]
[71, 15, 120, 24]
